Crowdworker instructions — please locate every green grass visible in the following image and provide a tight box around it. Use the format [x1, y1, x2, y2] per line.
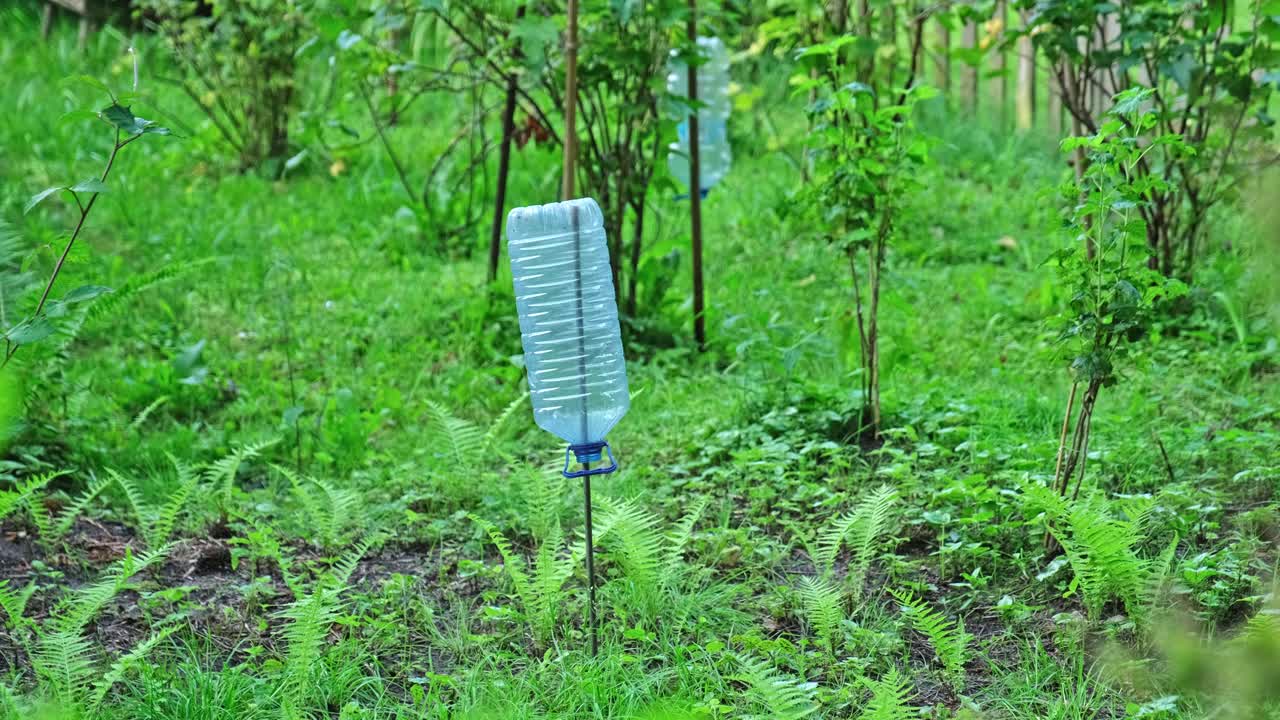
[1, 3, 1279, 719]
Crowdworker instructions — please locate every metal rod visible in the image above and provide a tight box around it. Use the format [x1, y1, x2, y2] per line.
[570, 200, 597, 656]
[583, 465, 597, 656]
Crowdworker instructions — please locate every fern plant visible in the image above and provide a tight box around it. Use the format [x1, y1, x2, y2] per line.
[1025, 483, 1176, 622]
[427, 401, 485, 466]
[858, 667, 916, 720]
[471, 515, 578, 649]
[734, 655, 819, 720]
[798, 575, 845, 654]
[205, 438, 278, 512]
[593, 496, 709, 618]
[801, 485, 897, 599]
[24, 473, 113, 553]
[0, 546, 174, 718]
[427, 393, 529, 468]
[275, 533, 381, 719]
[0, 470, 65, 524]
[275, 464, 366, 551]
[889, 589, 970, 692]
[110, 457, 197, 551]
[522, 466, 566, 541]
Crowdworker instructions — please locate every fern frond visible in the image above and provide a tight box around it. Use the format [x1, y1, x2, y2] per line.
[427, 401, 484, 466]
[799, 576, 845, 653]
[470, 515, 534, 614]
[0, 470, 66, 523]
[845, 485, 897, 598]
[26, 473, 112, 551]
[310, 477, 364, 550]
[326, 532, 381, 590]
[522, 467, 565, 542]
[110, 468, 149, 536]
[662, 496, 709, 583]
[471, 514, 571, 647]
[110, 465, 196, 550]
[735, 655, 819, 720]
[1236, 607, 1280, 648]
[85, 257, 215, 323]
[206, 438, 279, 508]
[597, 497, 664, 590]
[0, 680, 17, 719]
[155, 456, 199, 545]
[890, 589, 970, 691]
[276, 533, 378, 707]
[483, 391, 529, 457]
[1048, 492, 1155, 620]
[0, 581, 36, 632]
[280, 465, 364, 550]
[53, 546, 170, 634]
[858, 667, 915, 720]
[30, 629, 96, 710]
[814, 485, 897, 595]
[87, 624, 178, 712]
[127, 395, 169, 433]
[529, 522, 575, 643]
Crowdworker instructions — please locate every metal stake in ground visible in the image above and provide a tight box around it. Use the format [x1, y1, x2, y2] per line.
[506, 196, 629, 659]
[582, 463, 597, 655]
[569, 206, 599, 657]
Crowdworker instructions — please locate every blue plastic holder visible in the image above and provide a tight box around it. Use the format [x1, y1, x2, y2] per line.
[563, 441, 618, 478]
[674, 188, 712, 201]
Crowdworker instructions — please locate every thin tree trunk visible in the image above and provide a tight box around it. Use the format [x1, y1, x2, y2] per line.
[1016, 10, 1035, 130]
[687, 0, 705, 351]
[626, 195, 645, 316]
[961, 21, 979, 114]
[992, 0, 1008, 129]
[561, 0, 580, 200]
[934, 16, 951, 97]
[488, 5, 526, 283]
[867, 234, 884, 438]
[1048, 66, 1063, 135]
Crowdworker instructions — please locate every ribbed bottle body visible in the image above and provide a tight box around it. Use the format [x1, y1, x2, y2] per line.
[507, 198, 630, 447]
[667, 36, 732, 191]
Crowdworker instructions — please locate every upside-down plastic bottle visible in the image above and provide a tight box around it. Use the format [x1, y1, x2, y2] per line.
[666, 36, 732, 193]
[507, 198, 629, 468]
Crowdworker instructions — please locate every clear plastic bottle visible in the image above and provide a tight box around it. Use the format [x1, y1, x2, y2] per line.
[507, 198, 630, 458]
[667, 36, 732, 192]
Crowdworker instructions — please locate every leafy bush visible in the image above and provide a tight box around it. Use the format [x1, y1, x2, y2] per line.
[796, 32, 934, 439]
[1045, 88, 1191, 505]
[1022, 0, 1279, 279]
[138, 0, 312, 172]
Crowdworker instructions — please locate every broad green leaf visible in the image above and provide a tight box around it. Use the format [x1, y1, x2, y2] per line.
[101, 104, 171, 136]
[70, 178, 107, 194]
[58, 109, 102, 127]
[62, 285, 113, 304]
[5, 317, 56, 345]
[24, 186, 65, 214]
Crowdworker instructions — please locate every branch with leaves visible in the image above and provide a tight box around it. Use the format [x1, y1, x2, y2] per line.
[3, 68, 172, 368]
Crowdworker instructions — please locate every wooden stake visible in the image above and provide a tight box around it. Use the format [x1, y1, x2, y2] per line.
[687, 0, 706, 351]
[961, 21, 978, 114]
[934, 16, 951, 97]
[1048, 65, 1063, 136]
[992, 0, 1007, 129]
[1015, 9, 1035, 130]
[561, 0, 579, 200]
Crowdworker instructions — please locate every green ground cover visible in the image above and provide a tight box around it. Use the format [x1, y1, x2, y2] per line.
[1, 4, 1278, 718]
